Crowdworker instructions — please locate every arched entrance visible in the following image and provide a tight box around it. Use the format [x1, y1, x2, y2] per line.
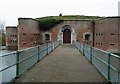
[63, 29, 71, 43]
[57, 25, 76, 44]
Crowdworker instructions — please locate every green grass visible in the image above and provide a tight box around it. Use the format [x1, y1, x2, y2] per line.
[36, 15, 101, 20]
[36, 15, 101, 30]
[36, 17, 63, 31]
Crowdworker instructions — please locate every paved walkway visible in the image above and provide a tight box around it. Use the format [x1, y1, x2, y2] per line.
[15, 44, 107, 82]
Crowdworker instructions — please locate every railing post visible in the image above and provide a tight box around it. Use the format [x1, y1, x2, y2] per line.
[108, 52, 111, 81]
[55, 42, 56, 49]
[83, 44, 85, 56]
[118, 58, 120, 83]
[53, 42, 54, 50]
[51, 42, 52, 52]
[79, 43, 81, 53]
[37, 46, 40, 62]
[46, 43, 48, 55]
[90, 46, 92, 63]
[16, 50, 20, 77]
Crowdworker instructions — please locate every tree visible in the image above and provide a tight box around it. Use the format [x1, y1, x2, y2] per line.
[59, 13, 62, 16]
[0, 20, 6, 46]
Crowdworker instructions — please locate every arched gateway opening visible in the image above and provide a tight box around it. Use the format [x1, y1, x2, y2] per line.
[63, 29, 71, 43]
[58, 25, 76, 44]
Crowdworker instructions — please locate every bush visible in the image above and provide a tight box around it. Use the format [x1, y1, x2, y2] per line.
[36, 15, 101, 31]
[36, 17, 63, 31]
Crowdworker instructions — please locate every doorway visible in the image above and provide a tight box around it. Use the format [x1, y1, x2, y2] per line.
[63, 29, 71, 43]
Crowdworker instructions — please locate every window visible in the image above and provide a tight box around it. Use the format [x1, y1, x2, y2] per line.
[33, 33, 35, 35]
[11, 39, 17, 43]
[23, 33, 27, 35]
[10, 40, 13, 43]
[85, 34, 91, 40]
[15, 40, 17, 42]
[23, 42, 26, 44]
[44, 33, 51, 43]
[110, 44, 114, 45]
[110, 34, 115, 35]
[45, 34, 50, 41]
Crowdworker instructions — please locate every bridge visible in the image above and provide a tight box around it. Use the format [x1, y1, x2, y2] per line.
[0, 41, 120, 83]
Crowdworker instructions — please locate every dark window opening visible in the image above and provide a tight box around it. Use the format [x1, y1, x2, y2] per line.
[85, 34, 91, 40]
[110, 44, 115, 45]
[10, 35, 16, 37]
[110, 34, 115, 35]
[11, 39, 17, 43]
[23, 42, 26, 44]
[23, 33, 27, 35]
[45, 34, 50, 42]
[11, 40, 13, 42]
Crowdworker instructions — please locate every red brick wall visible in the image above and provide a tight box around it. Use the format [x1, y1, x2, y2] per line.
[18, 18, 42, 49]
[6, 26, 18, 50]
[6, 17, 120, 54]
[94, 18, 119, 53]
[50, 23, 63, 42]
[118, 18, 120, 54]
[49, 20, 93, 45]
[75, 21, 93, 45]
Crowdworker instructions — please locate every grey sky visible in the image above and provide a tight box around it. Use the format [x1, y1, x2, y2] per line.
[0, 0, 119, 26]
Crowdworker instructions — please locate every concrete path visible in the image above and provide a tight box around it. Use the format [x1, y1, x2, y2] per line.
[15, 44, 107, 82]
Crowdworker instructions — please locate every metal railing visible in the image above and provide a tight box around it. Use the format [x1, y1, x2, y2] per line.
[0, 41, 61, 83]
[73, 41, 120, 83]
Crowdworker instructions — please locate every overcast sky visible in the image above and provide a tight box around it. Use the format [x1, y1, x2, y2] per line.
[0, 0, 120, 27]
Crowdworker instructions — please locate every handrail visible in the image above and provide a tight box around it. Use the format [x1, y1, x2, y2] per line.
[0, 40, 61, 83]
[73, 41, 120, 83]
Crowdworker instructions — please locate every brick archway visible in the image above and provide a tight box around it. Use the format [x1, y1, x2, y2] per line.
[58, 25, 76, 44]
[63, 29, 71, 43]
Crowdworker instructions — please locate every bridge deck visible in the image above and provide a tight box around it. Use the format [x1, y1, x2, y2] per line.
[15, 44, 106, 82]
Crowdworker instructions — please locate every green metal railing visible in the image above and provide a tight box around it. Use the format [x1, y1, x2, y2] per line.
[0, 41, 61, 83]
[73, 41, 120, 83]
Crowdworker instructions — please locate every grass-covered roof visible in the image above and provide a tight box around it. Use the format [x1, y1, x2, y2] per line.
[36, 15, 101, 31]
